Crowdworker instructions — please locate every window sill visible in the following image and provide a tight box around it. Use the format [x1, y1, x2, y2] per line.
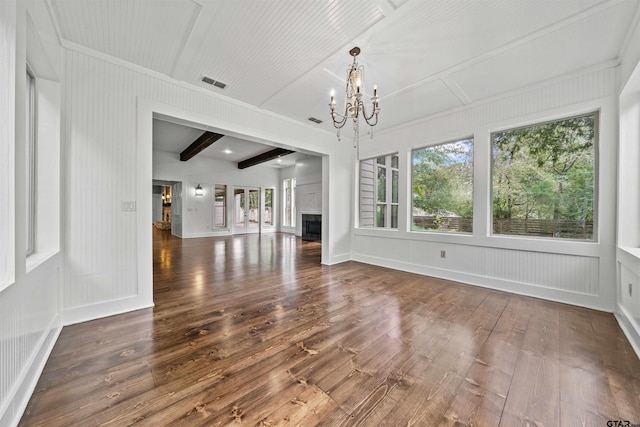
[619, 246, 640, 260]
[26, 250, 60, 273]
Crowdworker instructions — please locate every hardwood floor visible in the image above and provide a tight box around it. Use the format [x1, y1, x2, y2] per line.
[20, 230, 640, 426]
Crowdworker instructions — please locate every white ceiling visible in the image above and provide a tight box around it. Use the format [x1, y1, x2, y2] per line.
[43, 0, 640, 165]
[152, 118, 308, 168]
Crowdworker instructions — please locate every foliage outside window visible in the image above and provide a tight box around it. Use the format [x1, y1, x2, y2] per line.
[412, 139, 473, 233]
[359, 154, 398, 228]
[26, 68, 36, 254]
[492, 113, 596, 239]
[283, 178, 296, 227]
[264, 188, 274, 226]
[214, 184, 226, 227]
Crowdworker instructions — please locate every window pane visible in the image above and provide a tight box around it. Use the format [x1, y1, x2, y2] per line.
[26, 69, 35, 254]
[283, 178, 296, 227]
[214, 184, 226, 227]
[377, 156, 386, 165]
[412, 139, 473, 233]
[376, 204, 385, 227]
[392, 170, 398, 203]
[377, 166, 386, 202]
[492, 113, 596, 239]
[264, 188, 273, 226]
[391, 155, 398, 169]
[391, 205, 398, 229]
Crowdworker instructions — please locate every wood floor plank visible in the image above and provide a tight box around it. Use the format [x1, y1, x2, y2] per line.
[19, 230, 640, 426]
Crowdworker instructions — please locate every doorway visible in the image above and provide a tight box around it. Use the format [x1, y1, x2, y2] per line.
[233, 187, 260, 234]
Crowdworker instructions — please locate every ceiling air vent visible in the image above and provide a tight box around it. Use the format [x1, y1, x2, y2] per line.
[308, 117, 323, 124]
[201, 75, 227, 90]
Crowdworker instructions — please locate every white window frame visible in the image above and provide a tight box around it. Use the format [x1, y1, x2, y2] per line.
[263, 187, 275, 228]
[213, 184, 227, 228]
[490, 112, 598, 241]
[359, 154, 398, 229]
[410, 138, 474, 234]
[26, 66, 36, 255]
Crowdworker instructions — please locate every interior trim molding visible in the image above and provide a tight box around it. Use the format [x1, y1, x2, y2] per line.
[62, 295, 154, 327]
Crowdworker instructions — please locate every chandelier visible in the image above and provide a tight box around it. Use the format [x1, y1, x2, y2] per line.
[329, 47, 380, 156]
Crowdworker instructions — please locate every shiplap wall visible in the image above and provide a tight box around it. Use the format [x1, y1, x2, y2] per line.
[62, 48, 350, 320]
[353, 65, 619, 312]
[1, 2, 63, 426]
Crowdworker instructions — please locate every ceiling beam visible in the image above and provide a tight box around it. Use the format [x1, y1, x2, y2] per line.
[180, 131, 224, 161]
[238, 148, 295, 169]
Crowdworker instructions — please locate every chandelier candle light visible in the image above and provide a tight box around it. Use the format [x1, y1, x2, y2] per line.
[329, 47, 380, 157]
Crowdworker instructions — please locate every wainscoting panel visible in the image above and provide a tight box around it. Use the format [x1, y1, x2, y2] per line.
[353, 235, 602, 307]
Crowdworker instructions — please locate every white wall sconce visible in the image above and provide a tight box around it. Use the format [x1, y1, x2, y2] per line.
[195, 184, 203, 196]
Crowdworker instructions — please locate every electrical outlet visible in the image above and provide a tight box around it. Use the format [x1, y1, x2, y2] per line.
[629, 283, 633, 297]
[440, 250, 446, 258]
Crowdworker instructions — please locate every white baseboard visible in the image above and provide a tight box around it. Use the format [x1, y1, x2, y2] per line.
[1, 314, 62, 427]
[322, 253, 352, 265]
[62, 294, 154, 326]
[352, 253, 612, 312]
[615, 305, 640, 359]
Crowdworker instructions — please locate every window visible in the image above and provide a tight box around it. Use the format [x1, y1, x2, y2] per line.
[283, 178, 296, 227]
[26, 68, 35, 254]
[359, 154, 398, 228]
[214, 184, 226, 227]
[492, 113, 596, 239]
[412, 138, 473, 233]
[264, 188, 274, 227]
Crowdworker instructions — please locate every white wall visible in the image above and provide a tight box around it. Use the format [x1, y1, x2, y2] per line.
[153, 150, 280, 237]
[0, 2, 63, 426]
[353, 65, 619, 313]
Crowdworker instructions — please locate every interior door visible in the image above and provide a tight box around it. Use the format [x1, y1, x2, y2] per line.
[233, 187, 260, 234]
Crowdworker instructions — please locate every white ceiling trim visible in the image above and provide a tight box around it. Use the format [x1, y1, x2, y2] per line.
[366, 0, 396, 16]
[56, 37, 337, 141]
[44, 0, 63, 46]
[257, 15, 389, 108]
[618, 1, 640, 61]
[373, 58, 620, 137]
[168, 1, 202, 78]
[354, 0, 628, 105]
[441, 76, 472, 105]
[170, 0, 224, 81]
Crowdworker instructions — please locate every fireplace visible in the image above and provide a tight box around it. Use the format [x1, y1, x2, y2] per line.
[302, 214, 321, 241]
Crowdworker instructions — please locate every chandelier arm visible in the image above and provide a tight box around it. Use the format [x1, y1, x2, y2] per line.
[360, 103, 379, 126]
[363, 113, 379, 127]
[330, 101, 354, 129]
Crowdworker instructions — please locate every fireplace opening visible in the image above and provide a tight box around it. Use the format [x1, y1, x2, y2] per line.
[302, 214, 321, 241]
